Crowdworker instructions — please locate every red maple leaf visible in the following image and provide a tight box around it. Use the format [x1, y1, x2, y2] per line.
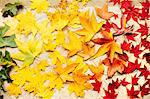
[124, 59, 141, 74]
[130, 45, 142, 58]
[143, 53, 150, 64]
[104, 90, 118, 99]
[140, 0, 150, 20]
[92, 79, 102, 93]
[121, 0, 132, 10]
[125, 33, 138, 41]
[139, 66, 150, 79]
[102, 21, 112, 32]
[118, 52, 129, 61]
[108, 79, 120, 92]
[140, 84, 150, 97]
[141, 38, 150, 50]
[121, 41, 131, 51]
[137, 23, 149, 36]
[113, 14, 118, 19]
[123, 6, 140, 22]
[140, 79, 150, 97]
[121, 78, 130, 86]
[127, 86, 140, 99]
[132, 75, 139, 85]
[109, 0, 120, 5]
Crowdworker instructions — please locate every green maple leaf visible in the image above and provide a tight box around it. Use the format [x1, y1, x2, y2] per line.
[0, 24, 16, 48]
[0, 51, 16, 92]
[1, 2, 23, 17]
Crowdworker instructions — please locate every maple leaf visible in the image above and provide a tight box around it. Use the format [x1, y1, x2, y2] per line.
[16, 11, 38, 35]
[121, 41, 131, 51]
[6, 83, 21, 96]
[139, 66, 150, 79]
[30, 0, 50, 12]
[54, 59, 79, 83]
[68, 68, 92, 96]
[137, 23, 149, 36]
[0, 24, 16, 48]
[108, 79, 120, 92]
[132, 75, 139, 85]
[141, 38, 150, 49]
[0, 51, 16, 92]
[113, 14, 118, 19]
[102, 21, 112, 32]
[11, 35, 43, 68]
[89, 62, 104, 81]
[95, 3, 114, 20]
[77, 42, 95, 60]
[143, 53, 150, 64]
[112, 15, 133, 36]
[140, 82, 150, 97]
[118, 52, 129, 61]
[104, 90, 118, 99]
[103, 58, 125, 77]
[121, 0, 132, 10]
[91, 31, 122, 62]
[58, 0, 68, 9]
[125, 33, 138, 41]
[140, 0, 150, 20]
[48, 10, 69, 32]
[63, 31, 82, 57]
[130, 45, 142, 58]
[127, 86, 140, 99]
[109, 0, 120, 5]
[124, 59, 140, 74]
[75, 11, 104, 42]
[123, 6, 139, 22]
[2, 2, 23, 17]
[121, 78, 130, 86]
[47, 60, 79, 90]
[91, 79, 102, 93]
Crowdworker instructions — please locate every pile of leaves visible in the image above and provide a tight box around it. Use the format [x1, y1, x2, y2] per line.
[0, 0, 149, 99]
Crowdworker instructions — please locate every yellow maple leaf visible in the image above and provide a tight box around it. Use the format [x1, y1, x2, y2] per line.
[68, 68, 92, 96]
[63, 31, 82, 57]
[30, 0, 50, 13]
[37, 19, 58, 51]
[49, 51, 66, 65]
[47, 60, 79, 90]
[11, 35, 43, 68]
[76, 10, 104, 42]
[6, 83, 21, 96]
[48, 10, 69, 32]
[16, 11, 38, 36]
[88, 62, 104, 81]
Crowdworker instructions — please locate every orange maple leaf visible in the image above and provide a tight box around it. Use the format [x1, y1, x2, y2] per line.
[103, 57, 126, 77]
[95, 3, 114, 19]
[90, 30, 122, 62]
